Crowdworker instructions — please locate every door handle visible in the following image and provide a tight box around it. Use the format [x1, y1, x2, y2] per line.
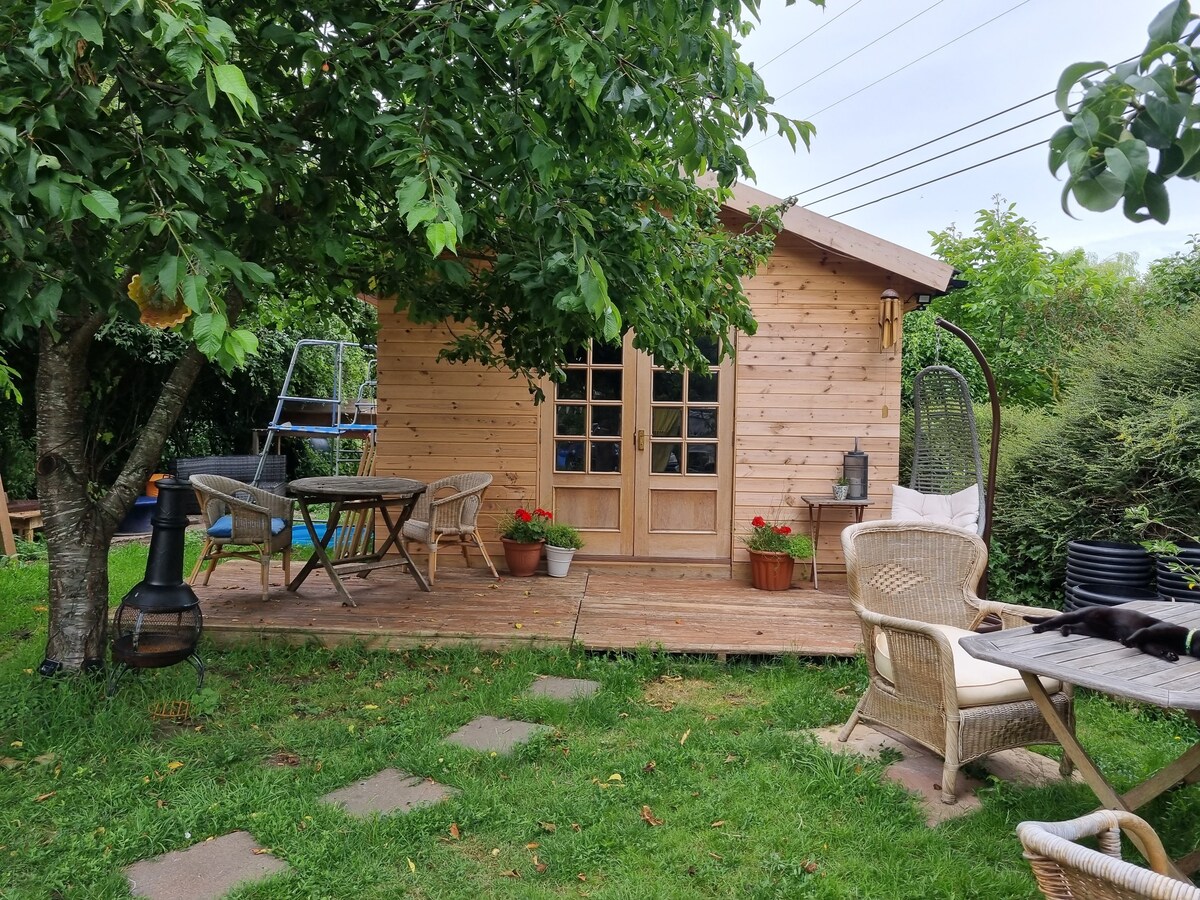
[637, 429, 646, 451]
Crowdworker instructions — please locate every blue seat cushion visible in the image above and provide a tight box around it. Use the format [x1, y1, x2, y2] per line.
[207, 515, 289, 539]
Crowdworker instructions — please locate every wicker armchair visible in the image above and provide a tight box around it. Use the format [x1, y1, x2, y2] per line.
[1018, 811, 1200, 899]
[188, 474, 293, 600]
[401, 473, 498, 585]
[838, 519, 1074, 804]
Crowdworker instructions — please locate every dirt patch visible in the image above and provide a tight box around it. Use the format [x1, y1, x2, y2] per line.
[266, 751, 303, 767]
[642, 676, 761, 713]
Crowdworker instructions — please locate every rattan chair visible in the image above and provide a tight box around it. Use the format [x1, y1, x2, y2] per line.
[188, 474, 293, 600]
[402, 472, 498, 585]
[838, 519, 1074, 803]
[1018, 811, 1200, 899]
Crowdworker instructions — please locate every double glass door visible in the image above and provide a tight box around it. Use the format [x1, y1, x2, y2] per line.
[544, 336, 733, 559]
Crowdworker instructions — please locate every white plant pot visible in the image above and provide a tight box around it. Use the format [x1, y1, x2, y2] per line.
[545, 544, 577, 577]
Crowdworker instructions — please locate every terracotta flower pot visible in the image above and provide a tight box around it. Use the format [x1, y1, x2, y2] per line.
[501, 537, 543, 576]
[748, 549, 795, 591]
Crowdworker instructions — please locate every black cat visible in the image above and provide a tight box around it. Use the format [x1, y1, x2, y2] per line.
[1023, 606, 1200, 663]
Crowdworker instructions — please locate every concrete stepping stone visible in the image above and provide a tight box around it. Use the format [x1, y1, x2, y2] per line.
[445, 715, 552, 754]
[124, 830, 289, 900]
[321, 768, 457, 817]
[808, 724, 1081, 826]
[525, 676, 601, 700]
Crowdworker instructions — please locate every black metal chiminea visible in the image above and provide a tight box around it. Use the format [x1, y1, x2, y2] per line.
[108, 478, 204, 695]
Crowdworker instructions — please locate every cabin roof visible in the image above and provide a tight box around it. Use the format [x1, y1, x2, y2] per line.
[701, 175, 955, 293]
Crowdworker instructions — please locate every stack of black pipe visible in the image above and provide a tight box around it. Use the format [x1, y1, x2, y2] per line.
[1064, 540, 1158, 610]
[1156, 544, 1200, 603]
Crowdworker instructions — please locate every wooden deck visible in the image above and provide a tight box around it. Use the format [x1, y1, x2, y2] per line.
[194, 563, 861, 658]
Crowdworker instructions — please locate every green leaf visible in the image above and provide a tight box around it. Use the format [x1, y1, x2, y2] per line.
[1071, 109, 1101, 143]
[68, 11, 104, 46]
[205, 64, 217, 107]
[1148, 0, 1191, 44]
[192, 312, 225, 356]
[156, 254, 183, 299]
[212, 64, 259, 116]
[1108, 139, 1150, 191]
[1143, 172, 1171, 222]
[81, 189, 120, 222]
[601, 0, 620, 39]
[1071, 170, 1124, 211]
[1055, 61, 1107, 113]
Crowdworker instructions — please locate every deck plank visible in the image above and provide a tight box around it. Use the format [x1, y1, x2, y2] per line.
[194, 563, 859, 657]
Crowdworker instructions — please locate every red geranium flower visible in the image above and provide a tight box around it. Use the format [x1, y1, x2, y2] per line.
[516, 508, 533, 522]
[752, 516, 766, 527]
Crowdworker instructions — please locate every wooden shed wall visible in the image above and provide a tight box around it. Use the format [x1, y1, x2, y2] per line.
[374, 317, 540, 552]
[731, 225, 921, 570]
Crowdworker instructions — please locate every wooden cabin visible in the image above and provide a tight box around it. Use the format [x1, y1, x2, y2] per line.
[375, 182, 954, 579]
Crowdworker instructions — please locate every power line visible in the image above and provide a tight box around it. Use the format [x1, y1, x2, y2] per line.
[806, 108, 1058, 206]
[771, 0, 951, 104]
[825, 138, 1047, 218]
[757, 0, 868, 71]
[802, 0, 1036, 120]
[791, 89, 1057, 196]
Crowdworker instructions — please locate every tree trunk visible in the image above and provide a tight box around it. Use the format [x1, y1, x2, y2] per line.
[36, 293, 231, 673]
[37, 322, 115, 673]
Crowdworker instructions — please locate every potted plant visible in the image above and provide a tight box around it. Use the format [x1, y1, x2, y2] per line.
[742, 515, 813, 591]
[832, 476, 850, 501]
[498, 506, 552, 576]
[544, 522, 584, 577]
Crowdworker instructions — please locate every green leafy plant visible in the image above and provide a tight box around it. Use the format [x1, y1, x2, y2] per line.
[742, 516, 813, 559]
[498, 507, 553, 543]
[544, 523, 584, 550]
[834, 476, 849, 487]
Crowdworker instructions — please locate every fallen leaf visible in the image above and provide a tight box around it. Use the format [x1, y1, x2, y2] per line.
[679, 729, 690, 745]
[710, 820, 725, 828]
[0, 757, 20, 769]
[166, 761, 184, 771]
[535, 860, 548, 874]
[724, 754, 738, 763]
[500, 869, 520, 878]
[607, 773, 622, 782]
[571, 823, 581, 832]
[10, 741, 22, 748]
[407, 858, 416, 873]
[252, 848, 270, 855]
[449, 823, 460, 840]
[640, 805, 663, 826]
[803, 861, 818, 874]
[32, 753, 56, 765]
[539, 822, 557, 833]
[514, 623, 524, 629]
[32, 606, 47, 613]
[156, 799, 166, 809]
[642, 760, 656, 773]
[577, 873, 587, 882]
[362, 704, 378, 710]
[525, 842, 539, 850]
[35, 791, 56, 802]
[709, 852, 724, 860]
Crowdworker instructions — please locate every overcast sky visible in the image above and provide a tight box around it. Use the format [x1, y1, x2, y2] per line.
[737, 0, 1200, 269]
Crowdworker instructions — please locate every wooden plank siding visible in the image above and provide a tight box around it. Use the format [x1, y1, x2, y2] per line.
[375, 317, 541, 563]
[729, 225, 926, 576]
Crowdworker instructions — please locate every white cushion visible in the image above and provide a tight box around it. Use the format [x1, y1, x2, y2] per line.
[890, 484, 980, 532]
[874, 623, 1061, 708]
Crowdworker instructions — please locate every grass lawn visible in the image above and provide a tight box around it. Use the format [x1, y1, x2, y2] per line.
[2, 542, 1199, 898]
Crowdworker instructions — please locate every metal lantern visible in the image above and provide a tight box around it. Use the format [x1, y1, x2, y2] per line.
[843, 439, 868, 500]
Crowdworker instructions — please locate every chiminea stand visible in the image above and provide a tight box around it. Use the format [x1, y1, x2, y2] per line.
[108, 478, 204, 696]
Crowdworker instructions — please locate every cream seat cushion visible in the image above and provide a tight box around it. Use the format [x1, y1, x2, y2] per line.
[874, 623, 1061, 708]
[890, 483, 980, 532]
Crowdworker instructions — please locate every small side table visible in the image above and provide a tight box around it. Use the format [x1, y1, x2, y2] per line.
[800, 496, 871, 590]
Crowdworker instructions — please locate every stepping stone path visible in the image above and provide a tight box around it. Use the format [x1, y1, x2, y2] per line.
[525, 675, 602, 700]
[321, 767, 458, 817]
[123, 673, 599, 897]
[445, 714, 554, 754]
[124, 830, 289, 900]
[809, 724, 1081, 826]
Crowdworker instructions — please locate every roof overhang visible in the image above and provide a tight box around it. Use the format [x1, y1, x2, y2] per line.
[698, 174, 955, 294]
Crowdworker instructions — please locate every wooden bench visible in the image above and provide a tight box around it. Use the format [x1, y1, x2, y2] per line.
[1, 474, 41, 555]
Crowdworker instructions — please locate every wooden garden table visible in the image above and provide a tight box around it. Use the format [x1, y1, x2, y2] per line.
[961, 600, 1200, 882]
[286, 476, 428, 605]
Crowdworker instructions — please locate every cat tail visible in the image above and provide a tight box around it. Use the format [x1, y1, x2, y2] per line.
[1022, 615, 1052, 624]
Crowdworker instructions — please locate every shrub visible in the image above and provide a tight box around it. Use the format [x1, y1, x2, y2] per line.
[544, 523, 584, 550]
[742, 516, 813, 559]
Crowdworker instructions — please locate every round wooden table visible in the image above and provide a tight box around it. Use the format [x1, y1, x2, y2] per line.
[287, 476, 429, 604]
